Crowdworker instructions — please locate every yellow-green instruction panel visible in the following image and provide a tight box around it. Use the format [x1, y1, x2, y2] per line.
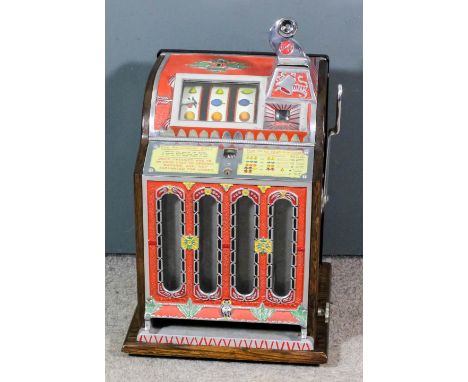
[238, 148, 308, 178]
[150, 145, 219, 174]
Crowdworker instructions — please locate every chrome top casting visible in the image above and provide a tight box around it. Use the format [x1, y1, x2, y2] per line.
[269, 18, 309, 67]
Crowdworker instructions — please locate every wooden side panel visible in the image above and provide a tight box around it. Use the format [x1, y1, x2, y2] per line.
[307, 59, 329, 338]
[134, 55, 166, 326]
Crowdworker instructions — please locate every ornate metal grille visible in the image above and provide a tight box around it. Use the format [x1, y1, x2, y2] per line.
[267, 191, 298, 304]
[230, 189, 260, 301]
[193, 187, 223, 300]
[155, 186, 186, 298]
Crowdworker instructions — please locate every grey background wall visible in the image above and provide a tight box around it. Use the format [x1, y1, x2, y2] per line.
[106, 0, 362, 255]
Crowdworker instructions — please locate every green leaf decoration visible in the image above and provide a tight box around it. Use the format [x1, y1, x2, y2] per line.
[241, 88, 254, 94]
[189, 87, 197, 93]
[216, 88, 224, 95]
[178, 298, 203, 318]
[190, 61, 211, 69]
[190, 59, 247, 72]
[250, 303, 274, 321]
[144, 297, 161, 319]
[227, 62, 247, 69]
[291, 305, 308, 326]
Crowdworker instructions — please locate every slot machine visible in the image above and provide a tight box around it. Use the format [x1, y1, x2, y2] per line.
[122, 18, 343, 365]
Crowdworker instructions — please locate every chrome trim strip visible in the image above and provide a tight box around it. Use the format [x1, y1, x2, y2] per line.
[149, 136, 314, 147]
[143, 178, 149, 299]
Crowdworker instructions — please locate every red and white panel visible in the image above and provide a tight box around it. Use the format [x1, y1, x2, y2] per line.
[137, 332, 314, 351]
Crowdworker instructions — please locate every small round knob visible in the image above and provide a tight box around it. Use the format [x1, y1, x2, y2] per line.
[277, 18, 298, 38]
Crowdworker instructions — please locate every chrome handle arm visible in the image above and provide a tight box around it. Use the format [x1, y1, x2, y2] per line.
[322, 84, 343, 210]
[331, 84, 343, 136]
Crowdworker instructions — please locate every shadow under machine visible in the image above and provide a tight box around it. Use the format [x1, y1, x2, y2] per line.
[122, 18, 342, 365]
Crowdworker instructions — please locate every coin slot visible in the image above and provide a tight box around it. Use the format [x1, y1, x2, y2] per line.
[223, 148, 237, 159]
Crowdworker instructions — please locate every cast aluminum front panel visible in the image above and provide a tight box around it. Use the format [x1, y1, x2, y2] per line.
[143, 180, 311, 327]
[140, 41, 320, 333]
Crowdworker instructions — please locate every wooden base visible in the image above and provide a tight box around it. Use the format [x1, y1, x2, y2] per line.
[122, 262, 331, 365]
